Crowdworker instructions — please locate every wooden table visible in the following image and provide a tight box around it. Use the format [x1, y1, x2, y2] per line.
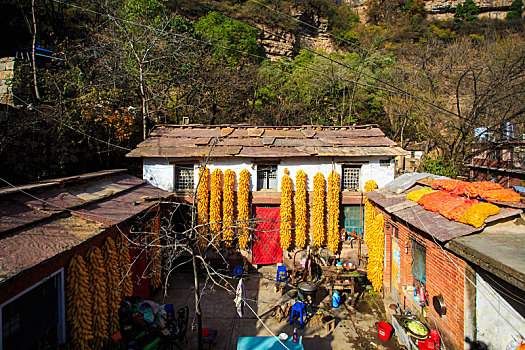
[321, 266, 359, 306]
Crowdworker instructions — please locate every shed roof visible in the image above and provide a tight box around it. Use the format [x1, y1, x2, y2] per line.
[0, 171, 173, 284]
[366, 186, 521, 242]
[126, 124, 409, 159]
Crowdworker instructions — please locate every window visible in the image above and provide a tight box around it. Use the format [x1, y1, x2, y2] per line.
[392, 225, 399, 240]
[343, 205, 364, 238]
[175, 164, 194, 190]
[342, 165, 360, 191]
[257, 165, 277, 190]
[380, 159, 391, 167]
[411, 240, 426, 284]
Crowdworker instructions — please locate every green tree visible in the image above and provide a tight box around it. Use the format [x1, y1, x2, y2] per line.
[506, 0, 523, 19]
[454, 0, 480, 23]
[195, 11, 264, 66]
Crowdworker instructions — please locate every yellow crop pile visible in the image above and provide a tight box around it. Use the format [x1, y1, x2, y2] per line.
[238, 169, 251, 249]
[280, 168, 293, 250]
[86, 247, 108, 349]
[66, 255, 93, 350]
[116, 232, 133, 298]
[210, 168, 223, 236]
[327, 171, 341, 254]
[197, 167, 210, 249]
[223, 169, 235, 247]
[295, 170, 308, 248]
[148, 216, 162, 289]
[461, 202, 501, 228]
[101, 238, 121, 336]
[313, 172, 326, 247]
[367, 214, 385, 292]
[364, 180, 378, 248]
[406, 188, 435, 202]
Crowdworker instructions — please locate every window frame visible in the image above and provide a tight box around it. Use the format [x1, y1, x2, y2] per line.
[342, 165, 361, 191]
[256, 165, 278, 191]
[411, 240, 427, 285]
[174, 164, 195, 191]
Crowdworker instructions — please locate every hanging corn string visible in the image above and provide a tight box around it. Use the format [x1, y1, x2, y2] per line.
[66, 255, 93, 350]
[363, 179, 384, 292]
[115, 231, 133, 299]
[295, 170, 307, 248]
[197, 166, 210, 249]
[238, 169, 251, 249]
[327, 170, 340, 254]
[210, 168, 223, 237]
[313, 172, 326, 247]
[280, 168, 293, 250]
[223, 169, 235, 247]
[148, 215, 162, 289]
[85, 247, 108, 349]
[102, 238, 121, 336]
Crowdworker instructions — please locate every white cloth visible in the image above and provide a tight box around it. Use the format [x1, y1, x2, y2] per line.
[234, 278, 246, 318]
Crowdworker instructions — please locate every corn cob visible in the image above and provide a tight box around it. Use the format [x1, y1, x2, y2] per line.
[66, 255, 93, 350]
[368, 214, 385, 292]
[295, 170, 308, 248]
[102, 238, 121, 336]
[197, 167, 210, 249]
[148, 215, 162, 289]
[238, 169, 251, 249]
[364, 180, 378, 248]
[313, 172, 326, 247]
[223, 169, 235, 247]
[327, 171, 340, 254]
[86, 247, 108, 349]
[115, 232, 133, 298]
[210, 168, 223, 237]
[280, 168, 293, 250]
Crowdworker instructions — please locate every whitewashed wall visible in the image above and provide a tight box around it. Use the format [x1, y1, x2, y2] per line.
[143, 158, 174, 191]
[143, 156, 395, 192]
[476, 272, 525, 349]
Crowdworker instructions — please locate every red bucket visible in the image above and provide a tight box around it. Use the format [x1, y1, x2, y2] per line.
[378, 321, 393, 341]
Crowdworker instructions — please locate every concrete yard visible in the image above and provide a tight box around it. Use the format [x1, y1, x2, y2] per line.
[155, 265, 402, 350]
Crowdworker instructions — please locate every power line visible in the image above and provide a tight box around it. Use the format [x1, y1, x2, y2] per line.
[12, 94, 133, 152]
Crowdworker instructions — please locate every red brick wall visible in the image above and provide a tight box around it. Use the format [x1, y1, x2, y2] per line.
[376, 206, 467, 350]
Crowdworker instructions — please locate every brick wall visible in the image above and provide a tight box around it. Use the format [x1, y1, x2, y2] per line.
[376, 206, 468, 350]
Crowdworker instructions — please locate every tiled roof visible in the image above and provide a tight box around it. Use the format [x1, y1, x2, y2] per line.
[126, 124, 409, 158]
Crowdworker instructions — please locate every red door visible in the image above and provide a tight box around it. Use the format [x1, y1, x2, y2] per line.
[252, 206, 282, 265]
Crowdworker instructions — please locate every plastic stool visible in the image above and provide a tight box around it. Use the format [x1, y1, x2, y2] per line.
[290, 301, 307, 328]
[277, 266, 287, 282]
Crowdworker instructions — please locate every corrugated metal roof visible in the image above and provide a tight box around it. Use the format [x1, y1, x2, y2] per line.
[127, 124, 408, 158]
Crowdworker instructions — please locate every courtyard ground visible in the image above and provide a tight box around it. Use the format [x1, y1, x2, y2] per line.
[154, 265, 403, 350]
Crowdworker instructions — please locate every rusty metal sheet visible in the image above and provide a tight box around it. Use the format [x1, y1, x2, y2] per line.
[0, 215, 104, 283]
[315, 129, 385, 138]
[72, 183, 172, 227]
[262, 129, 304, 138]
[126, 146, 242, 158]
[150, 127, 221, 138]
[0, 201, 51, 234]
[297, 146, 409, 157]
[273, 138, 325, 147]
[237, 147, 310, 157]
[217, 138, 263, 147]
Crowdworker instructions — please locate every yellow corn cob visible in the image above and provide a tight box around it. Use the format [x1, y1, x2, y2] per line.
[210, 168, 223, 237]
[115, 232, 133, 298]
[102, 238, 121, 336]
[86, 247, 108, 349]
[327, 171, 340, 254]
[223, 169, 235, 247]
[280, 168, 293, 250]
[295, 170, 308, 248]
[313, 172, 326, 247]
[67, 255, 93, 350]
[238, 169, 251, 249]
[197, 167, 210, 249]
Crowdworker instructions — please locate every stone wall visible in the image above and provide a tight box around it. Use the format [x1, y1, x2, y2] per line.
[0, 57, 15, 107]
